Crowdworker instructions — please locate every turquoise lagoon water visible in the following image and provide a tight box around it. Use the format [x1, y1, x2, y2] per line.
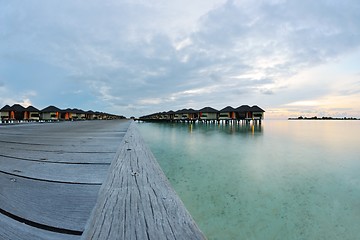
[137, 120, 360, 240]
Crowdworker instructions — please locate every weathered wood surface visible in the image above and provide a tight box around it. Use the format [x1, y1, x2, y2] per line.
[0, 172, 100, 231]
[0, 120, 131, 240]
[0, 122, 126, 164]
[1, 120, 205, 239]
[0, 150, 115, 164]
[0, 213, 79, 240]
[82, 122, 206, 240]
[0, 138, 120, 152]
[0, 157, 108, 184]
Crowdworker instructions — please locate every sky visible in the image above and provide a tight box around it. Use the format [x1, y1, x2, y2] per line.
[1, 0, 360, 119]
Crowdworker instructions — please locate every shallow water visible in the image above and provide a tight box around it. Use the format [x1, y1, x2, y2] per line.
[137, 120, 360, 240]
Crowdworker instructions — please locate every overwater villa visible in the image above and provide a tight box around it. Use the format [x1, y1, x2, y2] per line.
[235, 105, 252, 120]
[139, 105, 265, 124]
[25, 106, 41, 121]
[0, 104, 40, 121]
[0, 104, 125, 123]
[85, 110, 96, 120]
[11, 104, 26, 120]
[41, 105, 61, 121]
[250, 105, 265, 120]
[175, 108, 199, 121]
[199, 107, 219, 122]
[235, 105, 265, 121]
[165, 110, 175, 120]
[219, 106, 236, 121]
[174, 109, 183, 120]
[61, 108, 74, 120]
[186, 108, 199, 121]
[0, 105, 12, 121]
[71, 108, 86, 120]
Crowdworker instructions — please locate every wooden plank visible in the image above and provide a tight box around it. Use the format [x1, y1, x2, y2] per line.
[0, 121, 130, 141]
[0, 133, 126, 141]
[0, 172, 100, 232]
[0, 157, 109, 184]
[82, 122, 206, 240]
[0, 132, 127, 139]
[0, 120, 131, 165]
[0, 121, 130, 153]
[0, 120, 129, 134]
[0, 213, 79, 240]
[0, 140, 120, 153]
[0, 119, 132, 240]
[0, 150, 115, 164]
[0, 137, 124, 148]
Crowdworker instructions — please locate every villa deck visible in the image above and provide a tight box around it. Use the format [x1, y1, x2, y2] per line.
[0, 120, 204, 240]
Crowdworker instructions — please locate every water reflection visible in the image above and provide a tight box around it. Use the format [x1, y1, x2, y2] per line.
[147, 121, 263, 136]
[217, 122, 263, 135]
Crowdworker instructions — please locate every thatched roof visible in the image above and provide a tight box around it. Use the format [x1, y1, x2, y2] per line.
[41, 105, 61, 113]
[0, 105, 12, 111]
[235, 105, 252, 112]
[199, 107, 218, 113]
[11, 104, 26, 112]
[175, 109, 185, 114]
[26, 106, 39, 112]
[219, 106, 235, 112]
[72, 108, 85, 114]
[251, 105, 265, 112]
[176, 108, 198, 114]
[186, 108, 198, 114]
[61, 108, 72, 113]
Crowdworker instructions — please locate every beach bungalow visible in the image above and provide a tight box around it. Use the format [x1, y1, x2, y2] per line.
[96, 112, 105, 120]
[85, 110, 96, 120]
[60, 108, 73, 120]
[219, 106, 236, 121]
[158, 112, 168, 120]
[148, 112, 159, 120]
[95, 111, 107, 120]
[250, 105, 265, 120]
[198, 107, 219, 121]
[100, 112, 114, 120]
[25, 106, 40, 121]
[174, 109, 183, 120]
[104, 113, 112, 120]
[235, 105, 252, 120]
[185, 109, 199, 121]
[92, 111, 100, 120]
[10, 104, 26, 121]
[166, 110, 175, 120]
[0, 105, 12, 122]
[41, 105, 61, 121]
[178, 109, 190, 120]
[72, 108, 86, 120]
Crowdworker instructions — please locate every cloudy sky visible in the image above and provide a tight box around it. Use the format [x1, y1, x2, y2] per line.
[1, 0, 360, 118]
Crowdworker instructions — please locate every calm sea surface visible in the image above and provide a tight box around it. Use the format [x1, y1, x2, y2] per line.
[137, 120, 360, 240]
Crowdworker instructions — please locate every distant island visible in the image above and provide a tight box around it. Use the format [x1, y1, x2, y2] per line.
[288, 116, 359, 120]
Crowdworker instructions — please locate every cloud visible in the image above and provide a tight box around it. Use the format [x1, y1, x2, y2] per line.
[285, 100, 320, 107]
[0, 86, 36, 107]
[138, 98, 163, 105]
[1, 0, 360, 117]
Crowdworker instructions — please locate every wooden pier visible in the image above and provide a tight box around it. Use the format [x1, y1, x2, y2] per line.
[0, 120, 205, 240]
